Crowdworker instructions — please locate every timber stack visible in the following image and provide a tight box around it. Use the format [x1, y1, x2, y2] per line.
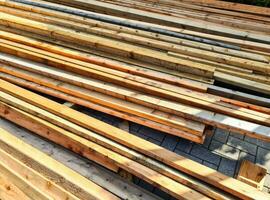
[0, 0, 269, 199]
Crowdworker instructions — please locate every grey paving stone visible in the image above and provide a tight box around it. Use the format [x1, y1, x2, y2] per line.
[174, 149, 203, 164]
[257, 140, 270, 151]
[161, 135, 179, 151]
[138, 126, 165, 142]
[129, 122, 141, 133]
[153, 188, 171, 200]
[230, 132, 244, 140]
[209, 140, 240, 160]
[138, 180, 154, 192]
[175, 138, 193, 153]
[218, 158, 237, 177]
[213, 128, 229, 143]
[190, 144, 221, 165]
[244, 135, 259, 145]
[227, 136, 257, 155]
[147, 138, 162, 146]
[203, 161, 218, 170]
[238, 151, 256, 163]
[131, 131, 149, 140]
[256, 147, 270, 171]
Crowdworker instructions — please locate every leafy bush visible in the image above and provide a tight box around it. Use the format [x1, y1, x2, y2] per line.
[224, 0, 270, 7]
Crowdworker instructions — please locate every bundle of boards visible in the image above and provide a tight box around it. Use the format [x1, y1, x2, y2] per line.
[0, 0, 270, 144]
[0, 79, 270, 200]
[0, 127, 120, 200]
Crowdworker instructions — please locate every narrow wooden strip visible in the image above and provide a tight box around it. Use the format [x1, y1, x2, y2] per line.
[214, 72, 270, 95]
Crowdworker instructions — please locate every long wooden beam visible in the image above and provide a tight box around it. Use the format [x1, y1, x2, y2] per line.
[0, 127, 120, 200]
[0, 149, 80, 200]
[0, 173, 32, 200]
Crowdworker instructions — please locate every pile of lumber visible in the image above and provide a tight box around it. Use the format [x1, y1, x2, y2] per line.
[0, 79, 270, 200]
[0, 0, 269, 144]
[0, 127, 120, 200]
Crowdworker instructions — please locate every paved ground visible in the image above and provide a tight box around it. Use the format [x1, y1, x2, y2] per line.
[77, 106, 270, 199]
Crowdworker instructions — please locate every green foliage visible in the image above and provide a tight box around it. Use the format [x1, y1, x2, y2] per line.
[224, 0, 270, 7]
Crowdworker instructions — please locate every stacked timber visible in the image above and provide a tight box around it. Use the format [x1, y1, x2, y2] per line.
[0, 79, 270, 200]
[0, 0, 269, 144]
[0, 127, 120, 200]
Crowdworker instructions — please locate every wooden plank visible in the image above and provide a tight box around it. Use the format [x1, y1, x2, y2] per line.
[1, 5, 268, 67]
[0, 64, 204, 136]
[178, 0, 270, 16]
[0, 127, 121, 200]
[0, 114, 209, 200]
[0, 25, 213, 84]
[0, 173, 32, 200]
[44, 0, 270, 42]
[0, 1, 267, 63]
[0, 73, 204, 143]
[1, 67, 270, 140]
[0, 161, 53, 200]
[1, 53, 270, 135]
[0, 100, 119, 173]
[208, 85, 270, 108]
[0, 43, 269, 129]
[214, 72, 270, 95]
[0, 149, 80, 200]
[0, 12, 215, 77]
[0, 80, 268, 200]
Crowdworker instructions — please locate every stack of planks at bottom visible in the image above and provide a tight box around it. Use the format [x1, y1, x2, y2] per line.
[0, 127, 120, 200]
[0, 79, 269, 200]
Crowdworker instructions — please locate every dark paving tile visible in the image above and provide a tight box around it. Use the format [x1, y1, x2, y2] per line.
[175, 139, 193, 153]
[174, 149, 203, 164]
[218, 158, 237, 177]
[153, 188, 171, 200]
[138, 180, 154, 192]
[138, 126, 165, 142]
[129, 122, 141, 133]
[147, 138, 162, 146]
[213, 128, 229, 143]
[190, 144, 221, 165]
[203, 161, 218, 170]
[230, 132, 244, 140]
[161, 135, 179, 151]
[256, 147, 270, 171]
